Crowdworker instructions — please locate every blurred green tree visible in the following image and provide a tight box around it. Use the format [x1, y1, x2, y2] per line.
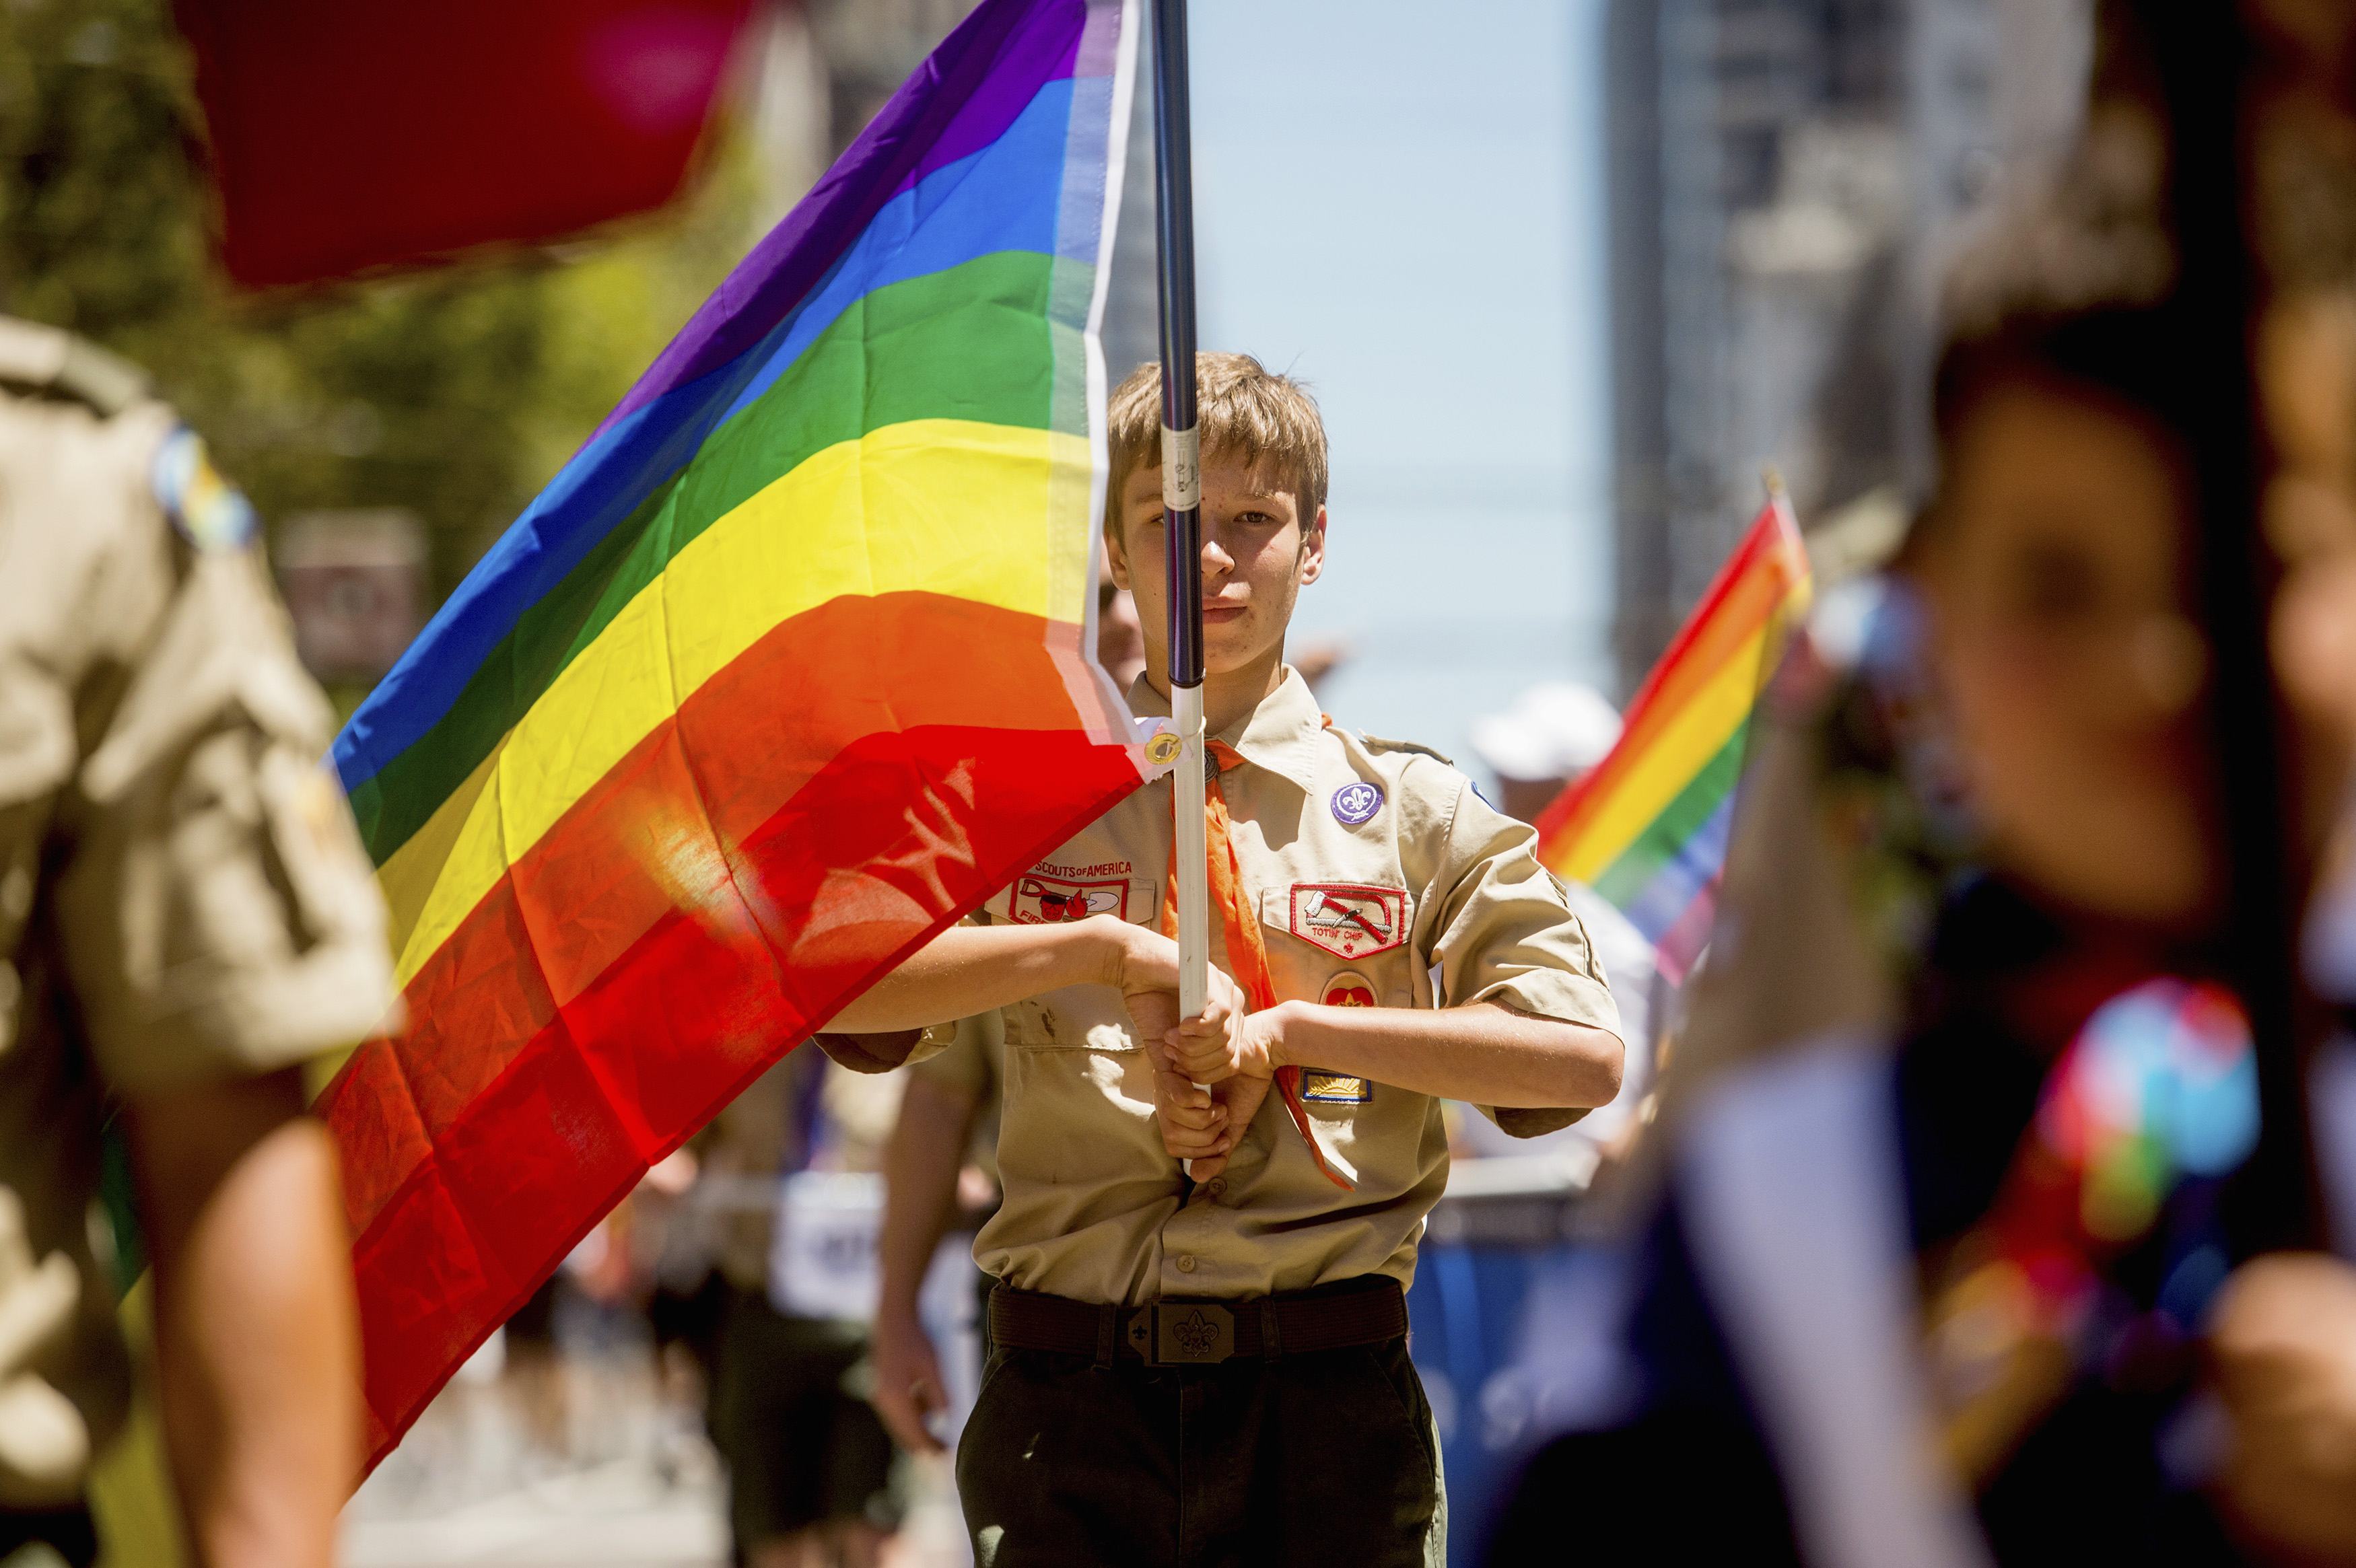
[0, 0, 757, 603]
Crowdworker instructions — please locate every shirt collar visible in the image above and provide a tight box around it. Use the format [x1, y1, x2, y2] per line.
[1125, 667, 1326, 795]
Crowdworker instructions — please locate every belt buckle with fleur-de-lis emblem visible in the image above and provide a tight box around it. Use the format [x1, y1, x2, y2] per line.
[1150, 1302, 1234, 1364]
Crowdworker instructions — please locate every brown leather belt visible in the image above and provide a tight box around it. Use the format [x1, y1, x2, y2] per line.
[988, 1279, 1408, 1368]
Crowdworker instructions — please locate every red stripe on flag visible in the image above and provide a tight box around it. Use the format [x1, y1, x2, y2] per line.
[322, 594, 1142, 1459]
[1535, 499, 1806, 853]
[331, 592, 1118, 1236]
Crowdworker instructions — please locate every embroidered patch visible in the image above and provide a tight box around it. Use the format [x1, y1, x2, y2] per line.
[1321, 970, 1378, 1008]
[1033, 857, 1132, 880]
[1012, 873, 1127, 924]
[1329, 781, 1384, 826]
[151, 426, 257, 553]
[1301, 1070, 1372, 1104]
[1289, 884, 1408, 960]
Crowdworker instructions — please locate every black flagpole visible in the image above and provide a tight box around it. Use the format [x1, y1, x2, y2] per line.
[1154, 0, 1210, 1019]
[2141, 3, 2320, 1252]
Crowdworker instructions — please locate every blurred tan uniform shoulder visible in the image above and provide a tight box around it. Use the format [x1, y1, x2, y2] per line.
[0, 317, 394, 1503]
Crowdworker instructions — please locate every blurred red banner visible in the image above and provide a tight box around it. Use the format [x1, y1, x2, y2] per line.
[175, 0, 759, 288]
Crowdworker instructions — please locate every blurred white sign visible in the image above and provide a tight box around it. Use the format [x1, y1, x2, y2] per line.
[767, 1170, 883, 1322]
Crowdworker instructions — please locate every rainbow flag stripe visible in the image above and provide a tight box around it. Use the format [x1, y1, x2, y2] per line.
[320, 0, 1146, 1462]
[1535, 496, 1810, 983]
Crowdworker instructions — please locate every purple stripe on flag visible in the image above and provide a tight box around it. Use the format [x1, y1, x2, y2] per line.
[596, 0, 1086, 439]
[1619, 791, 1736, 946]
[1651, 880, 1721, 987]
[899, 0, 1095, 189]
[1072, 0, 1123, 81]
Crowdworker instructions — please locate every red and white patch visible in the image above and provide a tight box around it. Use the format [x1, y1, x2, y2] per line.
[1288, 884, 1407, 960]
[1321, 970, 1378, 1008]
[1012, 874, 1128, 925]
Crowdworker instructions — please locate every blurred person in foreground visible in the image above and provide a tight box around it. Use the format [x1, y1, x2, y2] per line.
[1486, 164, 2356, 1565]
[0, 318, 393, 1565]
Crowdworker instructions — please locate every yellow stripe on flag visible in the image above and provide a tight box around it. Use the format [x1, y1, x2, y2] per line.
[1545, 623, 1772, 884]
[382, 418, 1091, 987]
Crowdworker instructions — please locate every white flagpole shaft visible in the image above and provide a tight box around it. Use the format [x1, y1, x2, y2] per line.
[1152, 0, 1212, 1025]
[1173, 684, 1210, 1018]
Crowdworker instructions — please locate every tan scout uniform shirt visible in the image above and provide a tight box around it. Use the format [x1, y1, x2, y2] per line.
[0, 320, 394, 1492]
[950, 668, 1620, 1307]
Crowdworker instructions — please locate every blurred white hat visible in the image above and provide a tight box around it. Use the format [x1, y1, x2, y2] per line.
[1468, 682, 1623, 782]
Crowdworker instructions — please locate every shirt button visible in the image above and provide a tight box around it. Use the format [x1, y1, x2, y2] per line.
[1175, 1254, 1198, 1274]
[1206, 1178, 1227, 1198]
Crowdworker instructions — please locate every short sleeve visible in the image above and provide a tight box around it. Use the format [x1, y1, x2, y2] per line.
[1422, 769, 1622, 1036]
[813, 1017, 960, 1074]
[1416, 771, 1624, 1140]
[57, 542, 396, 1098]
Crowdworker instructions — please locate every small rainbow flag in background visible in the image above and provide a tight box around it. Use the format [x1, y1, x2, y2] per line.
[1534, 493, 1810, 985]
[320, 0, 1146, 1464]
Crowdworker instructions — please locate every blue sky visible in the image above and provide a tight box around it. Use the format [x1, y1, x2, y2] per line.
[1187, 0, 1614, 771]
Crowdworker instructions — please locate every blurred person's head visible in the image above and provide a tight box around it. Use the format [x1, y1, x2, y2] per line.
[1103, 353, 1328, 688]
[1910, 99, 2356, 939]
[1912, 297, 2221, 933]
[1468, 682, 1624, 824]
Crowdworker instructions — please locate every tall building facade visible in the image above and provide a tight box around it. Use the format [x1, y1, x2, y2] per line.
[1604, 0, 2091, 682]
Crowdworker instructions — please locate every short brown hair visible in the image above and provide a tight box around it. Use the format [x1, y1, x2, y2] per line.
[1910, 115, 2189, 558]
[1105, 353, 1329, 536]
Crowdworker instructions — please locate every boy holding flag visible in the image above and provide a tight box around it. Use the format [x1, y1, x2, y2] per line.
[828, 353, 1624, 1567]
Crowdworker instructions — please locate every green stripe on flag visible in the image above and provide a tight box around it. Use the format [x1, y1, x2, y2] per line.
[350, 249, 1082, 865]
[1591, 723, 1750, 910]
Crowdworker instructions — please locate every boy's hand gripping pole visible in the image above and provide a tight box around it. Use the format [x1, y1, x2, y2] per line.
[1153, 0, 1210, 1022]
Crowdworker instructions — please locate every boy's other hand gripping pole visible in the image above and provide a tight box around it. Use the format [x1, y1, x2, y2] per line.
[1154, 0, 1210, 1024]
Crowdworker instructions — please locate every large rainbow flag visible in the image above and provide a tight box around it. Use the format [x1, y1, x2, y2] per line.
[319, 0, 1148, 1462]
[1534, 495, 1810, 984]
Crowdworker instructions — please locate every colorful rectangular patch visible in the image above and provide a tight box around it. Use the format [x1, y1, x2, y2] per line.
[1288, 884, 1408, 961]
[1300, 1070, 1373, 1104]
[1012, 872, 1129, 924]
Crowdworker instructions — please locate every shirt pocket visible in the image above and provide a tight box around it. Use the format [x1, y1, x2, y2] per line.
[1003, 989, 1139, 1054]
[1258, 882, 1418, 1010]
[1001, 989, 1155, 1131]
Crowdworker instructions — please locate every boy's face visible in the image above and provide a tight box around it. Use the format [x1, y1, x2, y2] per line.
[1921, 382, 2221, 929]
[1105, 452, 1326, 685]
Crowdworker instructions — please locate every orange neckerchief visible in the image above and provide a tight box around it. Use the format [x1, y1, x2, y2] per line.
[1162, 734, 1354, 1190]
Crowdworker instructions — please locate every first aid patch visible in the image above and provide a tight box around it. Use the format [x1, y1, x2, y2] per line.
[1289, 884, 1407, 960]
